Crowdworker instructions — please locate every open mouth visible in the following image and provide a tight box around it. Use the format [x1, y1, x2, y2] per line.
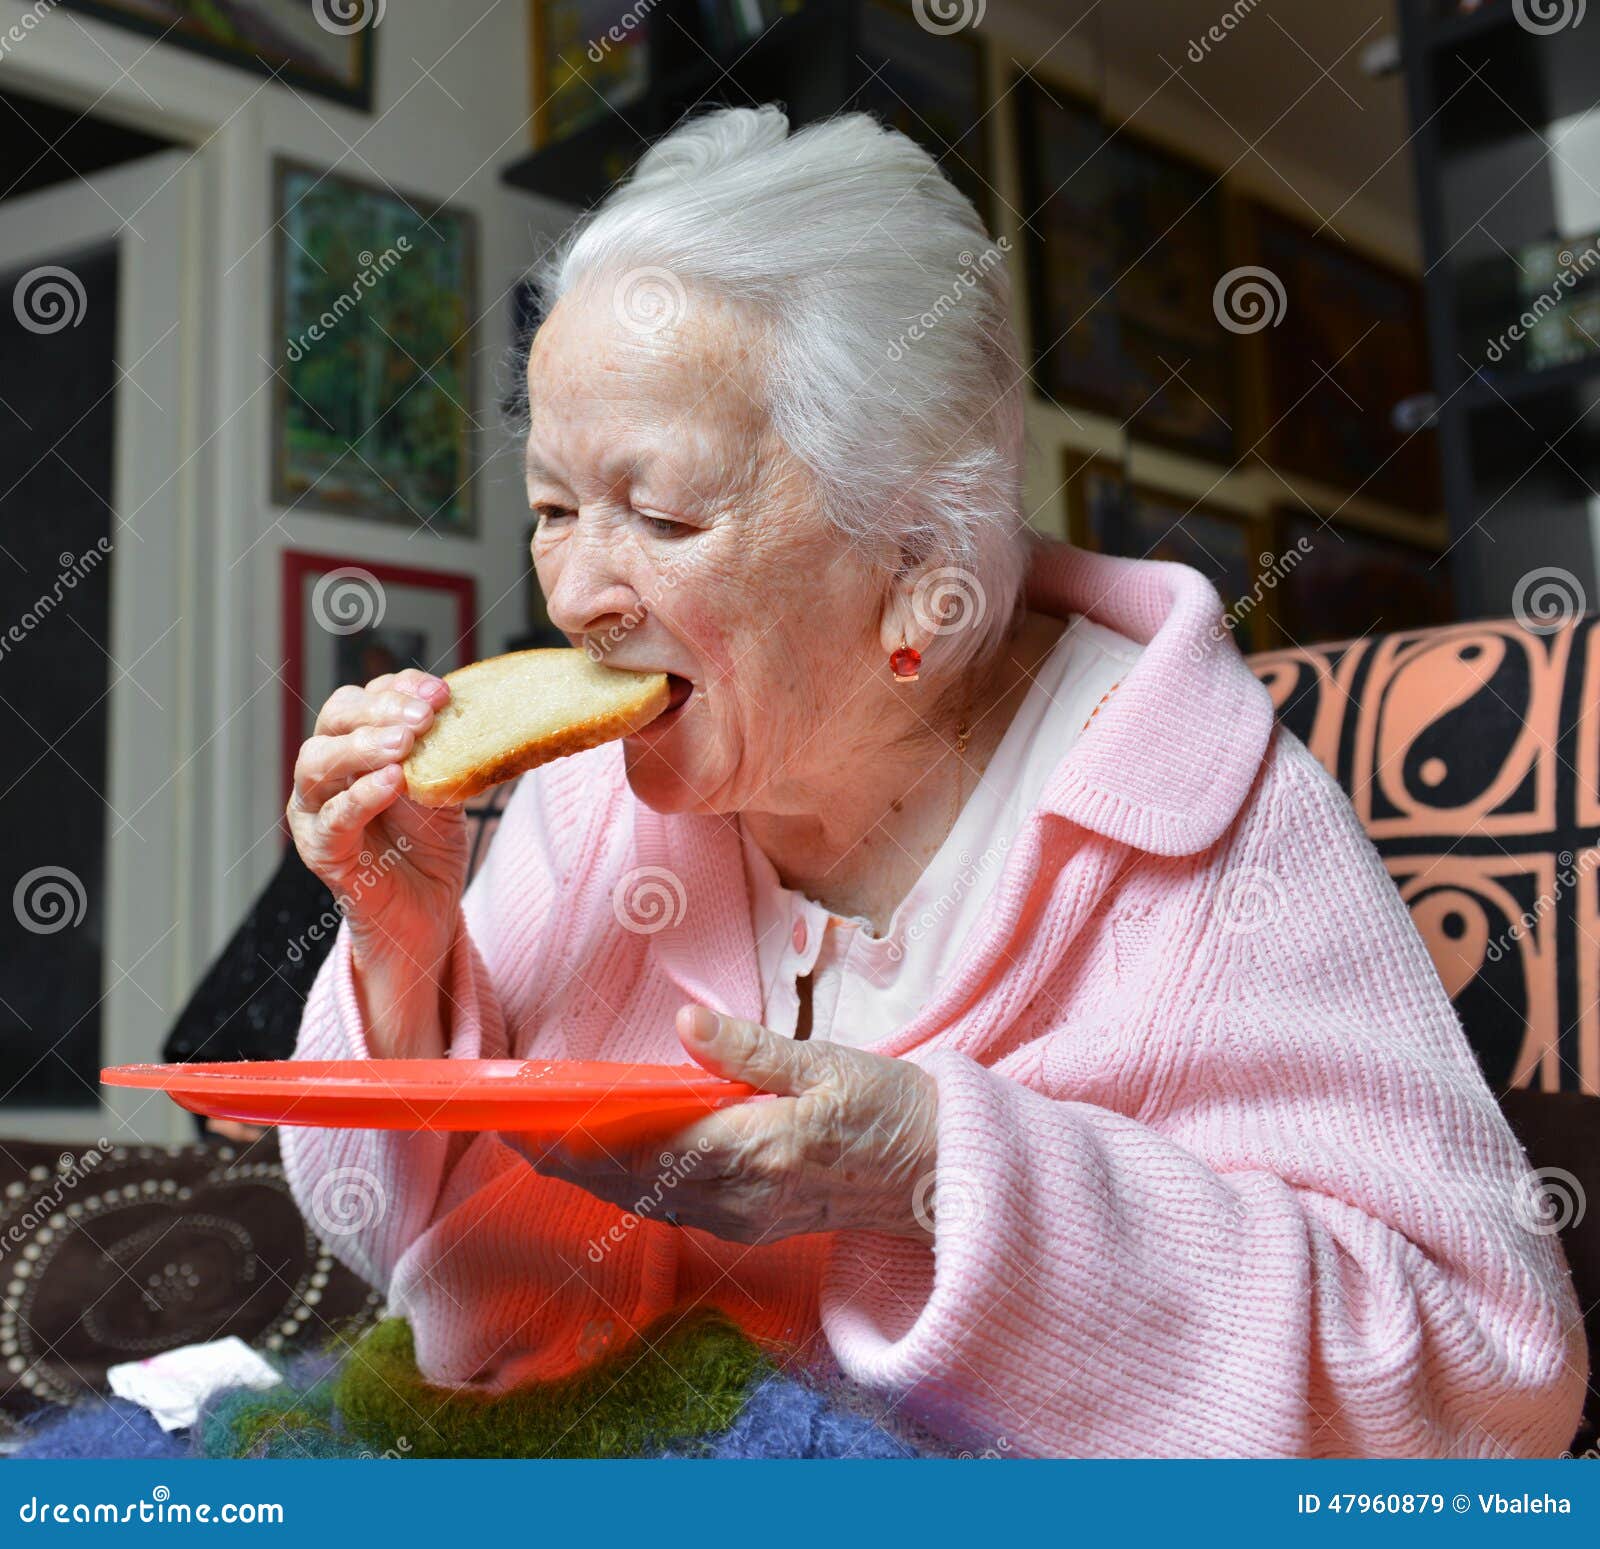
[634, 674, 694, 736]
[664, 673, 694, 712]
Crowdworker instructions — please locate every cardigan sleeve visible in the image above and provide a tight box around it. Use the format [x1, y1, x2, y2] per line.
[276, 764, 582, 1292]
[819, 730, 1589, 1458]
[276, 911, 508, 1291]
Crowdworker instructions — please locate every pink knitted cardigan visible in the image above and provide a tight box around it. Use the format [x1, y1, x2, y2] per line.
[280, 536, 1589, 1458]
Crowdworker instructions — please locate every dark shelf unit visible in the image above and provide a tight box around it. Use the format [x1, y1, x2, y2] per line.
[500, 0, 994, 230]
[1397, 0, 1600, 618]
[503, 1, 859, 208]
[1419, 3, 1524, 50]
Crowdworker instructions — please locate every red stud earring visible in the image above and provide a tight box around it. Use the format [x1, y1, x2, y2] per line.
[889, 635, 921, 682]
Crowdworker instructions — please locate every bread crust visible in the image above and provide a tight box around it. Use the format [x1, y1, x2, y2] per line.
[403, 663, 671, 807]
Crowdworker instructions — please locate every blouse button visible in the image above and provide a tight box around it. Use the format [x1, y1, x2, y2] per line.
[791, 917, 808, 955]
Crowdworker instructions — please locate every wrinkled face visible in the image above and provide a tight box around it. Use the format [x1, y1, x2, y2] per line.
[524, 281, 885, 815]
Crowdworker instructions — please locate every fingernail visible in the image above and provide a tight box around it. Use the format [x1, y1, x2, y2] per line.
[688, 1007, 721, 1042]
[420, 676, 446, 697]
[381, 726, 409, 753]
[402, 699, 431, 726]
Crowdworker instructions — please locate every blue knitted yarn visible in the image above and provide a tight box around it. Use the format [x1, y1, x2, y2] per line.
[10, 1396, 189, 1461]
[663, 1374, 921, 1459]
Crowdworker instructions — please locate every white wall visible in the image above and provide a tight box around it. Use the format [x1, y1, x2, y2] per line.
[0, 0, 577, 994]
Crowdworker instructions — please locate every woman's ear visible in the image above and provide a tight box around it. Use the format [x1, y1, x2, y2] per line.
[883, 534, 937, 635]
[879, 576, 924, 662]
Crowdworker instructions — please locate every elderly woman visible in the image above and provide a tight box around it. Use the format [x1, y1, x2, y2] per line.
[282, 107, 1585, 1457]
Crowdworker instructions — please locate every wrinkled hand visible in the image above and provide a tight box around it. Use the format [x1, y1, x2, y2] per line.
[206, 1119, 267, 1143]
[500, 1007, 940, 1246]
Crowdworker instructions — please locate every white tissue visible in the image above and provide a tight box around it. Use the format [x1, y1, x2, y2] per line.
[107, 1335, 282, 1432]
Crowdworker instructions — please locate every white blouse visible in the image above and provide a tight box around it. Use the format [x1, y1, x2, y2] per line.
[739, 612, 1143, 1047]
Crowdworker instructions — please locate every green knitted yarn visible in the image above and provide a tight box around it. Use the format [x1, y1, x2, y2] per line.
[197, 1369, 343, 1460]
[334, 1310, 770, 1459]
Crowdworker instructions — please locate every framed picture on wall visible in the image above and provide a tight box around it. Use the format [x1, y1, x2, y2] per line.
[853, 0, 993, 232]
[1065, 452, 1271, 650]
[529, 0, 653, 149]
[280, 550, 478, 802]
[1237, 201, 1442, 515]
[1267, 505, 1454, 647]
[271, 158, 478, 534]
[59, 1, 377, 110]
[1016, 75, 1236, 464]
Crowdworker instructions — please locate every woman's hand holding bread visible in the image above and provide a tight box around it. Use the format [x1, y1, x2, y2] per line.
[287, 649, 671, 1060]
[286, 667, 467, 1060]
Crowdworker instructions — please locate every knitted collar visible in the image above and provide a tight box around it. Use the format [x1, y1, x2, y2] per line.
[1024, 534, 1276, 857]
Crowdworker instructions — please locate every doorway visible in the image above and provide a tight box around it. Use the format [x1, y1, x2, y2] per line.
[0, 126, 206, 1143]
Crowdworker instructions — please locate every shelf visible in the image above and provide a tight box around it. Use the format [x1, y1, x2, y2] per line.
[1460, 350, 1600, 411]
[1456, 370, 1600, 508]
[1420, 4, 1517, 52]
[500, 3, 848, 206]
[499, 86, 657, 207]
[1430, 16, 1600, 152]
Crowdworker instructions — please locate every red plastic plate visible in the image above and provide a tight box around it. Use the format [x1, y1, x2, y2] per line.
[100, 1059, 759, 1138]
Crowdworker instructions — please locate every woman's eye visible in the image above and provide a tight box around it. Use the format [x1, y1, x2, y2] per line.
[533, 504, 574, 525]
[641, 513, 691, 537]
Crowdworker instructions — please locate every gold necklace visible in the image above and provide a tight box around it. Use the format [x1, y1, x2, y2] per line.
[949, 712, 972, 837]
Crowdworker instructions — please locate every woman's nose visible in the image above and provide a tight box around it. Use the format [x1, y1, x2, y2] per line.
[542, 525, 640, 641]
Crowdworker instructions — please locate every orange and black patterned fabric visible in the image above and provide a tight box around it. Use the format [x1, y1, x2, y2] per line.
[1247, 616, 1599, 1097]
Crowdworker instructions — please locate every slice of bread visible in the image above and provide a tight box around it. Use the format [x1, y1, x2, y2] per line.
[402, 649, 670, 806]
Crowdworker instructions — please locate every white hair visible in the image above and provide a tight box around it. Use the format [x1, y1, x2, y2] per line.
[529, 105, 1029, 672]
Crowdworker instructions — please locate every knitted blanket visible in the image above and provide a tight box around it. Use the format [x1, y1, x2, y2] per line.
[10, 1312, 928, 1461]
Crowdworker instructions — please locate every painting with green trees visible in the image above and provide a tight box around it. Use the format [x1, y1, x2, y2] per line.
[272, 159, 477, 534]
